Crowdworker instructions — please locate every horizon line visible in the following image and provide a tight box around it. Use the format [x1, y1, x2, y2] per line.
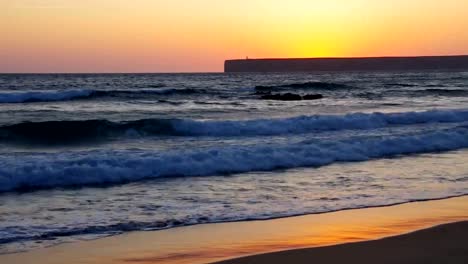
[3, 54, 468, 74]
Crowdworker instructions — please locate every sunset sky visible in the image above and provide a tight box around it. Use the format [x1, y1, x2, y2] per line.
[2, 0, 468, 73]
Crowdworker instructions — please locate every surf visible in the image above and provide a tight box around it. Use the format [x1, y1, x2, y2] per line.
[1, 126, 468, 192]
[0, 88, 205, 103]
[1, 109, 468, 144]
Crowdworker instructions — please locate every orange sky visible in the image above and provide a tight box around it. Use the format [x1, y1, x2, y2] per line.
[1, 0, 468, 73]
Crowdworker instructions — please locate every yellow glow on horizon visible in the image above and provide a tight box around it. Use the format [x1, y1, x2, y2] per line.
[1, 0, 468, 72]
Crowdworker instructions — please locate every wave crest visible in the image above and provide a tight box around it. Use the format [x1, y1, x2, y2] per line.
[1, 127, 468, 192]
[0, 88, 204, 103]
[0, 89, 94, 103]
[2, 109, 468, 144]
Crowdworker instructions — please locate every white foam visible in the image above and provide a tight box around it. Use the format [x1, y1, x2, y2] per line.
[1, 127, 468, 192]
[172, 109, 468, 136]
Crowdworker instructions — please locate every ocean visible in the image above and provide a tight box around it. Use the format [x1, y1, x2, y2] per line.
[0, 71, 468, 254]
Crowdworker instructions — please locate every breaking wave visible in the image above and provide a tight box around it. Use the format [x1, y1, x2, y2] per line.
[0, 89, 94, 103]
[0, 88, 204, 103]
[1, 109, 468, 144]
[1, 127, 468, 192]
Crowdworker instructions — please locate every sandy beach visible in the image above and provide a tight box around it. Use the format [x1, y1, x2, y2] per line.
[1, 195, 467, 264]
[216, 221, 468, 264]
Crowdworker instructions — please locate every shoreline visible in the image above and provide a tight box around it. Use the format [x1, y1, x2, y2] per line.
[1, 195, 467, 264]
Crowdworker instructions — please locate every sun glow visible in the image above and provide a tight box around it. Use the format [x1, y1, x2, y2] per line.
[1, 0, 468, 72]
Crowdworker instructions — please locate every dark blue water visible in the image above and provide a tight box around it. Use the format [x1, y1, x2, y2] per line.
[1, 72, 468, 253]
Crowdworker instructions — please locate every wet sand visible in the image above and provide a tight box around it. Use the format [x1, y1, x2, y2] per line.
[215, 221, 468, 264]
[1, 196, 467, 264]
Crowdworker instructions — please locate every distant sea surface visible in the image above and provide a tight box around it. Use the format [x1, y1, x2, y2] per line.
[1, 72, 468, 253]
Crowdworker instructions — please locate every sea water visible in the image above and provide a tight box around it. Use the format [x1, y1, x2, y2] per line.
[0, 71, 467, 253]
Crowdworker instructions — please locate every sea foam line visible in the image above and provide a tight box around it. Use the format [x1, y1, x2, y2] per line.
[172, 109, 468, 136]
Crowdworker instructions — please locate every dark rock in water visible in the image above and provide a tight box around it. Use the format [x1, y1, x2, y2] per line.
[384, 83, 417, 87]
[255, 82, 350, 93]
[261, 93, 303, 101]
[303, 94, 324, 100]
[282, 82, 348, 89]
[260, 93, 324, 101]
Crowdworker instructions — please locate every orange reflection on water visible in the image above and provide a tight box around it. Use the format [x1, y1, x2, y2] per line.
[1, 197, 466, 264]
[118, 197, 468, 264]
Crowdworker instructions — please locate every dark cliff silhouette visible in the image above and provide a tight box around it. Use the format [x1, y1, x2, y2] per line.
[224, 55, 468, 72]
